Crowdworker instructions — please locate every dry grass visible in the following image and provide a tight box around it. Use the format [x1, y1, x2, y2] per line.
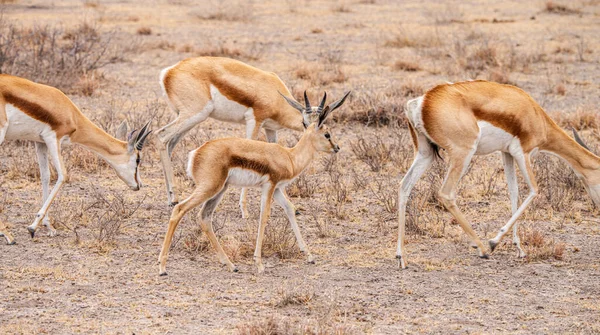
[392, 60, 421, 72]
[521, 226, 566, 261]
[0, 19, 117, 94]
[544, 1, 581, 14]
[136, 26, 152, 35]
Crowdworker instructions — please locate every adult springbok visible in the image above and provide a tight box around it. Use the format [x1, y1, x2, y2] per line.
[158, 57, 313, 218]
[396, 80, 600, 268]
[158, 91, 350, 275]
[0, 74, 151, 239]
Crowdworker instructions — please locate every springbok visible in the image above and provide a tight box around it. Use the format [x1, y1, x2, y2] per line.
[158, 91, 350, 275]
[158, 57, 313, 218]
[0, 74, 151, 239]
[396, 80, 600, 268]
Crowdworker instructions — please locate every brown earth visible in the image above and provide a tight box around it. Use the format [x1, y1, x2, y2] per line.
[1, 0, 600, 334]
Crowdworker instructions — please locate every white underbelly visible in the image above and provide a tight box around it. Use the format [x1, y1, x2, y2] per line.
[475, 121, 518, 155]
[227, 168, 269, 187]
[209, 85, 248, 124]
[4, 104, 51, 142]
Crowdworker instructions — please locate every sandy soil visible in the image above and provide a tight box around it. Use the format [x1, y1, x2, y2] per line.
[1, 0, 600, 334]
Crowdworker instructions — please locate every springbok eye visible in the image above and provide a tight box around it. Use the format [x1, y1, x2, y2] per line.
[324, 133, 331, 139]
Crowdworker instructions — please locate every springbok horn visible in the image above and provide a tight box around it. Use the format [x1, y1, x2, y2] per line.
[278, 91, 305, 112]
[572, 128, 592, 152]
[304, 90, 311, 110]
[318, 91, 327, 113]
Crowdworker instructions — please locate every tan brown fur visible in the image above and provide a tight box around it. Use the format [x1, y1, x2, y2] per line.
[397, 80, 600, 269]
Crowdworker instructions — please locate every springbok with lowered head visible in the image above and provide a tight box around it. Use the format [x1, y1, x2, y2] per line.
[158, 91, 350, 275]
[0, 74, 151, 239]
[158, 57, 317, 217]
[397, 80, 600, 268]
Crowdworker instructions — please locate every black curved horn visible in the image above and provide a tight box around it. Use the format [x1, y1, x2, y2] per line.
[304, 90, 311, 110]
[572, 128, 592, 152]
[278, 91, 305, 112]
[318, 91, 327, 113]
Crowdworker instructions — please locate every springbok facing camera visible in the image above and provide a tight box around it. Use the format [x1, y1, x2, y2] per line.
[158, 91, 350, 275]
[158, 57, 317, 218]
[396, 80, 600, 269]
[0, 74, 151, 239]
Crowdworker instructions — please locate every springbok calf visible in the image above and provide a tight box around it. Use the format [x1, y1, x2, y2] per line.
[158, 91, 350, 275]
[158, 57, 313, 218]
[396, 80, 600, 268]
[0, 74, 151, 239]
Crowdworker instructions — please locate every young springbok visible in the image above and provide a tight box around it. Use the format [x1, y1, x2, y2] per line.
[0, 74, 151, 239]
[396, 80, 600, 268]
[158, 57, 310, 218]
[158, 91, 350, 275]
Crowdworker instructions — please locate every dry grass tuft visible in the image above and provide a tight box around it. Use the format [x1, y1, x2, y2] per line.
[393, 60, 421, 72]
[521, 227, 566, 261]
[191, 1, 254, 21]
[136, 26, 152, 35]
[549, 109, 600, 131]
[274, 284, 315, 308]
[351, 137, 392, 172]
[544, 1, 580, 15]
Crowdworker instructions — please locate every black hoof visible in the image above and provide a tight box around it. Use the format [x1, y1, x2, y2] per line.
[8, 241, 16, 245]
[28, 229, 35, 239]
[295, 209, 301, 216]
[308, 260, 316, 265]
[395, 255, 402, 259]
[159, 272, 168, 276]
[489, 240, 498, 252]
[169, 202, 179, 207]
[233, 268, 239, 273]
[480, 254, 489, 259]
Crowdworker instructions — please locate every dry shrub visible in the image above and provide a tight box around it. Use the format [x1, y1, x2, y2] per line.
[274, 284, 315, 308]
[324, 164, 352, 219]
[237, 314, 357, 335]
[549, 109, 600, 130]
[238, 216, 301, 261]
[332, 1, 352, 13]
[336, 86, 409, 127]
[544, 1, 580, 14]
[294, 62, 347, 86]
[351, 137, 392, 172]
[87, 187, 146, 250]
[287, 172, 321, 198]
[190, 1, 254, 21]
[393, 60, 421, 72]
[136, 26, 152, 35]
[195, 40, 266, 61]
[521, 227, 566, 261]
[533, 153, 583, 212]
[0, 141, 39, 181]
[0, 19, 117, 94]
[369, 177, 397, 214]
[384, 27, 441, 49]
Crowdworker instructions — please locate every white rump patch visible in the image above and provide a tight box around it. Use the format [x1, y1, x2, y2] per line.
[159, 63, 178, 96]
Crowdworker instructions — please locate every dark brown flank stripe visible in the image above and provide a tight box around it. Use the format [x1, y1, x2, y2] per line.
[230, 155, 271, 175]
[3, 92, 60, 129]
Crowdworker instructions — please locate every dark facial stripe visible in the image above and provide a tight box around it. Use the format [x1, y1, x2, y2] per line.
[4, 92, 60, 129]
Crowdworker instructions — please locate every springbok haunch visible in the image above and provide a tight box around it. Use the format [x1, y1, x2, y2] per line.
[396, 80, 600, 268]
[0, 74, 151, 239]
[158, 91, 350, 275]
[158, 57, 321, 218]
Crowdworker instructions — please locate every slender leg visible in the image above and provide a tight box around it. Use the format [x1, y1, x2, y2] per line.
[254, 183, 275, 273]
[199, 184, 238, 272]
[0, 222, 15, 245]
[158, 183, 220, 276]
[27, 139, 67, 238]
[35, 142, 56, 236]
[0, 123, 6, 145]
[239, 119, 262, 219]
[396, 149, 435, 269]
[157, 105, 213, 206]
[489, 153, 538, 251]
[438, 149, 489, 259]
[273, 188, 314, 263]
[502, 152, 526, 258]
[265, 128, 278, 143]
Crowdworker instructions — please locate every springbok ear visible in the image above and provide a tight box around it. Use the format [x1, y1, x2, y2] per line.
[116, 120, 129, 140]
[573, 128, 592, 152]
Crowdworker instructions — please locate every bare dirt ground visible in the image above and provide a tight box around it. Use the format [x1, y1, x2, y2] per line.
[1, 0, 600, 334]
